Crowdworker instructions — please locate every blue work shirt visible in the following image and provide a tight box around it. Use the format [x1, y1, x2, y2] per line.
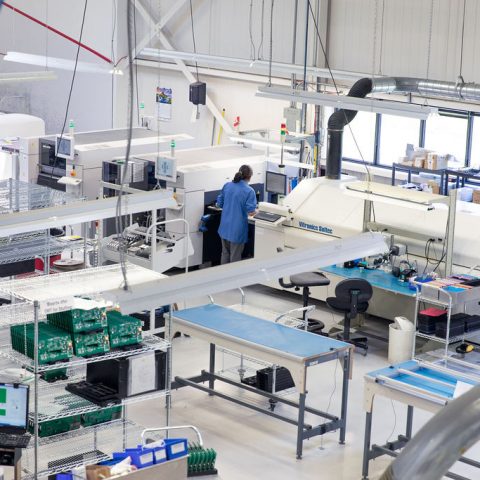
[216, 180, 257, 244]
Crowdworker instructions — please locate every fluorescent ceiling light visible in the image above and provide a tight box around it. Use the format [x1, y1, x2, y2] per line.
[104, 232, 388, 312]
[229, 134, 303, 152]
[4, 51, 122, 75]
[139, 48, 364, 83]
[0, 71, 56, 83]
[343, 181, 448, 211]
[256, 85, 437, 120]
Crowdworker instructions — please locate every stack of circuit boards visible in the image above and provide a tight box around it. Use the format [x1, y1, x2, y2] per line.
[29, 406, 122, 437]
[187, 443, 218, 477]
[47, 305, 110, 357]
[106, 310, 143, 348]
[11, 322, 73, 364]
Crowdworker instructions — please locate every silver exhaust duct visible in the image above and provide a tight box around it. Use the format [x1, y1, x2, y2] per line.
[373, 77, 480, 102]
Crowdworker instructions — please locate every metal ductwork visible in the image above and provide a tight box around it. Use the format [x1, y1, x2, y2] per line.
[326, 76, 480, 179]
[379, 384, 480, 480]
[326, 78, 373, 179]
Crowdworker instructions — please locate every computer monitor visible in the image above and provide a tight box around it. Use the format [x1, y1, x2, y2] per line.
[266, 171, 287, 195]
[0, 383, 29, 432]
[55, 135, 75, 160]
[155, 155, 177, 182]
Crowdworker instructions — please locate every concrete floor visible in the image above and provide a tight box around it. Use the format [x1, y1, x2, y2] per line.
[128, 285, 480, 480]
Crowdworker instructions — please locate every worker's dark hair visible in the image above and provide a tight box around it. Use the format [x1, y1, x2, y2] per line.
[233, 164, 253, 183]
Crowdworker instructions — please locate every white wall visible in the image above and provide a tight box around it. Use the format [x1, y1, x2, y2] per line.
[0, 0, 116, 133]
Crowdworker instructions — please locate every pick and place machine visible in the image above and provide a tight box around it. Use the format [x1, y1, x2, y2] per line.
[24, 129, 194, 200]
[100, 146, 266, 272]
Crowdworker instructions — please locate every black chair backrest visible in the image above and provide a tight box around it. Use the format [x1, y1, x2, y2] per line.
[335, 279, 373, 304]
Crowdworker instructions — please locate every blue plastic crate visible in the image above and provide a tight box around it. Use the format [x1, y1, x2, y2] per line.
[164, 438, 188, 460]
[56, 474, 73, 480]
[112, 447, 154, 469]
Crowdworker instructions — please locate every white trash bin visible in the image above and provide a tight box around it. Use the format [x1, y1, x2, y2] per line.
[388, 316, 415, 364]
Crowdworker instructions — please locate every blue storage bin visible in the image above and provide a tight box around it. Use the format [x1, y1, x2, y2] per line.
[112, 447, 154, 469]
[57, 475, 73, 480]
[164, 438, 188, 460]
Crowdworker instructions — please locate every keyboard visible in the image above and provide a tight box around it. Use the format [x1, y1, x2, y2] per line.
[0, 432, 31, 449]
[254, 211, 282, 223]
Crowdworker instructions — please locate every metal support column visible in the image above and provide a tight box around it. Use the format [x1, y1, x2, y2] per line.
[406, 405, 414, 439]
[339, 354, 350, 444]
[209, 343, 216, 395]
[33, 300, 39, 479]
[296, 392, 306, 459]
[362, 411, 373, 480]
[445, 189, 458, 276]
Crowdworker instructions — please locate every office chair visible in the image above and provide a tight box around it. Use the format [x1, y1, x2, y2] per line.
[326, 278, 372, 355]
[279, 271, 330, 334]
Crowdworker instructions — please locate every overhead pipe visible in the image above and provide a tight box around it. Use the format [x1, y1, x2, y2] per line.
[326, 76, 480, 179]
[326, 77, 372, 179]
[379, 384, 480, 480]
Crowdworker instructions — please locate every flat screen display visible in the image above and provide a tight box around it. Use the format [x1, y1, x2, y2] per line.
[266, 171, 287, 195]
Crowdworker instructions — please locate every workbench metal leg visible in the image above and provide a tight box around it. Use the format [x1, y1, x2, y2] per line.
[209, 343, 216, 395]
[362, 412, 373, 480]
[406, 405, 414, 439]
[296, 392, 306, 459]
[339, 353, 350, 444]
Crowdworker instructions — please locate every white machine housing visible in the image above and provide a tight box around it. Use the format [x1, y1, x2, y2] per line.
[254, 174, 480, 320]
[25, 128, 193, 199]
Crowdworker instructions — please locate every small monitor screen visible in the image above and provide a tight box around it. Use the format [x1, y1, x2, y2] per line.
[55, 135, 74, 159]
[266, 171, 287, 195]
[155, 156, 177, 182]
[0, 384, 28, 429]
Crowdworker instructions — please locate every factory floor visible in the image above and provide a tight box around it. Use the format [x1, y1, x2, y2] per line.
[129, 284, 480, 480]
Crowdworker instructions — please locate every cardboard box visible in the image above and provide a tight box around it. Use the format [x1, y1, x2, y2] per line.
[473, 190, 480, 204]
[413, 157, 425, 168]
[427, 180, 440, 194]
[426, 153, 448, 170]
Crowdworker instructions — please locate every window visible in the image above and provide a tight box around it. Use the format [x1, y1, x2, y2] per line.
[469, 116, 480, 169]
[378, 115, 421, 166]
[342, 111, 376, 163]
[424, 112, 468, 164]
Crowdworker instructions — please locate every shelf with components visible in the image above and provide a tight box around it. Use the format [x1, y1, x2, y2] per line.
[0, 179, 87, 266]
[22, 419, 164, 479]
[0, 333, 169, 372]
[412, 283, 480, 356]
[0, 263, 171, 479]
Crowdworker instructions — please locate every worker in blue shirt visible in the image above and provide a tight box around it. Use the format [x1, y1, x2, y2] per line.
[216, 164, 257, 264]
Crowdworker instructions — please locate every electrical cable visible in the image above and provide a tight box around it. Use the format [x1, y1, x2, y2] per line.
[459, 0, 467, 79]
[267, 0, 274, 86]
[320, 358, 339, 450]
[133, 0, 140, 125]
[49, 0, 88, 182]
[307, 0, 376, 222]
[386, 400, 397, 443]
[248, 0, 256, 61]
[110, 0, 117, 128]
[188, 0, 199, 81]
[257, 0, 265, 59]
[115, 0, 135, 290]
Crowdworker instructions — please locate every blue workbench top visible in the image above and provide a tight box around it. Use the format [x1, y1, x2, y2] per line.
[322, 265, 415, 296]
[366, 360, 478, 399]
[173, 304, 350, 360]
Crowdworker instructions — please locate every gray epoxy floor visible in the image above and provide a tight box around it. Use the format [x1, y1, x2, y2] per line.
[128, 285, 480, 480]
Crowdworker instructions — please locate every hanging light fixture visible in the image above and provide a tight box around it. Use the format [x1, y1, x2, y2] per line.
[0, 71, 57, 83]
[4, 51, 122, 75]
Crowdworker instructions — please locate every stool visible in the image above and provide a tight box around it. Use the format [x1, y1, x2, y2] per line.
[279, 272, 330, 334]
[326, 278, 372, 355]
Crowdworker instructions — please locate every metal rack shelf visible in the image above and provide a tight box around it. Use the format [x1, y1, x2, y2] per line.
[32, 376, 169, 422]
[415, 331, 465, 344]
[0, 263, 164, 304]
[22, 419, 163, 479]
[0, 301, 36, 327]
[0, 333, 169, 372]
[0, 179, 82, 214]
